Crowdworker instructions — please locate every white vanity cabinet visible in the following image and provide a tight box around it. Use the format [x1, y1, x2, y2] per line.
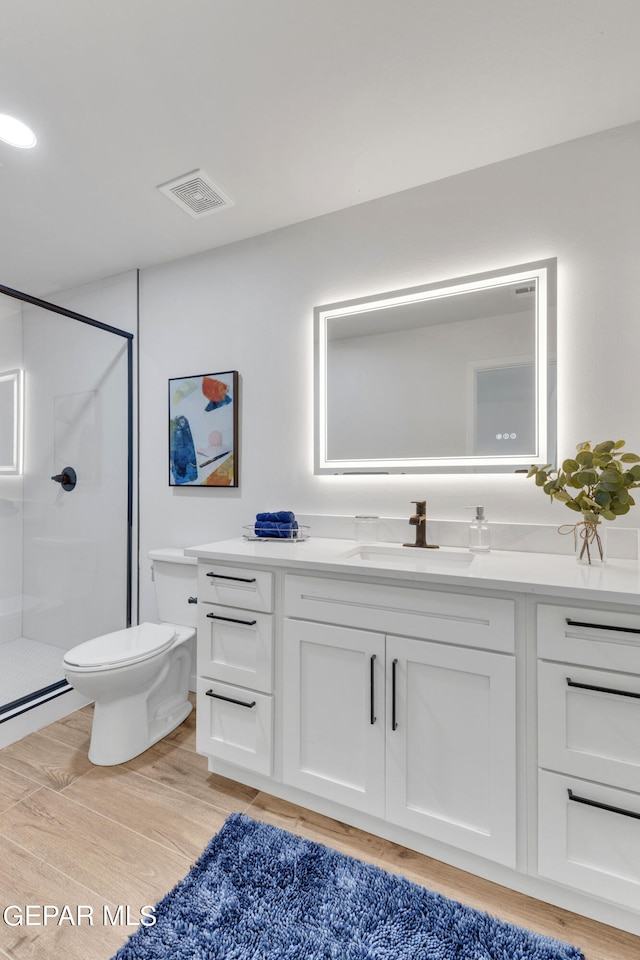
[282, 574, 517, 867]
[189, 537, 640, 936]
[195, 562, 275, 775]
[537, 604, 640, 911]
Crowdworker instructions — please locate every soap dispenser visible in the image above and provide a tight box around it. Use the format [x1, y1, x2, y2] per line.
[467, 506, 490, 553]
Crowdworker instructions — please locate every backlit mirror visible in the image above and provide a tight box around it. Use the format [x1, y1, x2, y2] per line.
[0, 368, 23, 475]
[314, 259, 556, 474]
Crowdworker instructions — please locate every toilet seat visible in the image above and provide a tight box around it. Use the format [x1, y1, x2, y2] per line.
[63, 623, 177, 671]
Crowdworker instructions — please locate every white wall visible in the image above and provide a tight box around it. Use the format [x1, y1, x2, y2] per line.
[138, 122, 640, 619]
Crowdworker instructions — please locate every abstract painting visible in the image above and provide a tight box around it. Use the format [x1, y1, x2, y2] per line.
[168, 370, 238, 486]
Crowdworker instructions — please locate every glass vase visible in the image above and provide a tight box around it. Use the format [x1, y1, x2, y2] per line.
[575, 518, 605, 565]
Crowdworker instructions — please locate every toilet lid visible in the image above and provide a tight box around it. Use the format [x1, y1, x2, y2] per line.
[63, 623, 177, 669]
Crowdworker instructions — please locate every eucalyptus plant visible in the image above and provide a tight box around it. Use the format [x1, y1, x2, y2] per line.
[527, 440, 640, 521]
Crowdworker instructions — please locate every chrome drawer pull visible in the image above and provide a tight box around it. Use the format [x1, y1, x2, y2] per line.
[566, 677, 640, 700]
[206, 612, 257, 626]
[206, 572, 257, 583]
[567, 788, 640, 821]
[206, 690, 256, 709]
[566, 617, 640, 635]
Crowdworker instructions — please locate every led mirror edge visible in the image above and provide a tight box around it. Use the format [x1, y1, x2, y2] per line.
[0, 368, 24, 475]
[314, 258, 557, 475]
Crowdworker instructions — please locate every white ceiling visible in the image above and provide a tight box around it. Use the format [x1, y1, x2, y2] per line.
[2, 0, 640, 297]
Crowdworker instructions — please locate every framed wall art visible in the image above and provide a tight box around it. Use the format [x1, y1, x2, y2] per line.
[168, 370, 238, 486]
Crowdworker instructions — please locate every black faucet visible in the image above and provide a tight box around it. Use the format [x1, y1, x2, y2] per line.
[403, 500, 439, 549]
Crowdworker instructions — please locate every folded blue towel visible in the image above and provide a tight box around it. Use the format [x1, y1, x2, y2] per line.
[255, 520, 298, 539]
[256, 511, 297, 524]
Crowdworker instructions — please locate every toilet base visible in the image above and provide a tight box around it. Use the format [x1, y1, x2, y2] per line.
[89, 696, 192, 766]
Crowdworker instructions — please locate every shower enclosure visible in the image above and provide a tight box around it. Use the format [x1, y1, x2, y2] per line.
[0, 283, 132, 746]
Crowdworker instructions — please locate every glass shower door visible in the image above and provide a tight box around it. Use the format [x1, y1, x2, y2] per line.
[0, 287, 132, 724]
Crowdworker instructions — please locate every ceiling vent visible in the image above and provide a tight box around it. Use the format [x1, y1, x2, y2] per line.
[158, 169, 234, 218]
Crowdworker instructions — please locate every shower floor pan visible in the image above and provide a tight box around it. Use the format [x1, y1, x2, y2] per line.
[0, 637, 69, 717]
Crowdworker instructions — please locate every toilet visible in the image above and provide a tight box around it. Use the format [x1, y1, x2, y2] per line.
[63, 548, 197, 766]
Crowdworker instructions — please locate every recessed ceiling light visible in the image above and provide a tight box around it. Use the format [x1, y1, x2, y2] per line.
[0, 114, 37, 149]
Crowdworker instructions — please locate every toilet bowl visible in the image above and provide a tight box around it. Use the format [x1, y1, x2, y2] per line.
[63, 549, 197, 766]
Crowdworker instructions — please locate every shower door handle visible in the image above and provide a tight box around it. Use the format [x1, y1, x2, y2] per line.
[51, 467, 77, 491]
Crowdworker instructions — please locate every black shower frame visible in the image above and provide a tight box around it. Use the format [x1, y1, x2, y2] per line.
[0, 282, 134, 720]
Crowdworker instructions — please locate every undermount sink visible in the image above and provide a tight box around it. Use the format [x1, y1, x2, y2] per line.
[339, 542, 475, 570]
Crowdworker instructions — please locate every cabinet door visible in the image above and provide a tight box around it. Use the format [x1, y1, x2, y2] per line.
[385, 635, 516, 867]
[282, 618, 385, 816]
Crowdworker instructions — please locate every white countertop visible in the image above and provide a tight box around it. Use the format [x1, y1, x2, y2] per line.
[185, 537, 640, 606]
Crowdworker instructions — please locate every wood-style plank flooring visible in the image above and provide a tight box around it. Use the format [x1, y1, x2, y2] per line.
[0, 697, 638, 959]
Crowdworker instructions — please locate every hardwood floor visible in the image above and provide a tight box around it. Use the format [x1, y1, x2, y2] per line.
[0, 698, 638, 959]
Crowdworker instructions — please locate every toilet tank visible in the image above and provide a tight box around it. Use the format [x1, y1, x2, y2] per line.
[149, 548, 198, 629]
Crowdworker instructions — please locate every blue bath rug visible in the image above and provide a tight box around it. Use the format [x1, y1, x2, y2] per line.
[111, 813, 584, 960]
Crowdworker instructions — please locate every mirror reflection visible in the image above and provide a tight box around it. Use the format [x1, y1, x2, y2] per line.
[314, 260, 556, 474]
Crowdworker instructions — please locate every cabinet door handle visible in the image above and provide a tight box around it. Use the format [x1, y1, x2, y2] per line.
[205, 690, 256, 709]
[391, 658, 398, 731]
[566, 617, 640, 635]
[206, 572, 257, 583]
[370, 654, 376, 725]
[206, 612, 257, 626]
[567, 677, 640, 700]
[568, 788, 640, 821]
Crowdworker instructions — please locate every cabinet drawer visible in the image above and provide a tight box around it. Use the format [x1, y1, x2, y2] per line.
[198, 604, 273, 693]
[196, 678, 273, 775]
[538, 769, 640, 911]
[198, 563, 273, 612]
[537, 604, 640, 671]
[284, 575, 514, 653]
[538, 660, 640, 791]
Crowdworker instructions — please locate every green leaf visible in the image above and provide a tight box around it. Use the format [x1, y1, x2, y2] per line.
[599, 468, 624, 484]
[576, 450, 594, 466]
[619, 453, 640, 462]
[552, 490, 571, 502]
[526, 465, 538, 478]
[565, 500, 582, 512]
[613, 440, 626, 449]
[576, 442, 591, 452]
[600, 480, 625, 492]
[535, 472, 548, 486]
[601, 508, 616, 520]
[593, 441, 615, 454]
[562, 458, 579, 473]
[610, 500, 631, 515]
[594, 490, 611, 507]
[573, 470, 598, 486]
[567, 474, 586, 488]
